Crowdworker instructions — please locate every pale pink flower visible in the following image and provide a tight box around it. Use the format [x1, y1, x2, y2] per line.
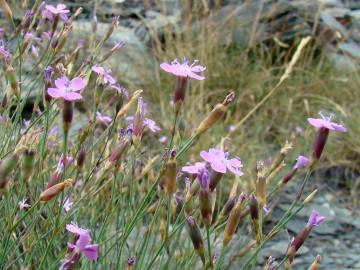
[293, 155, 309, 169]
[0, 40, 11, 60]
[96, 111, 112, 126]
[158, 136, 167, 144]
[308, 112, 346, 132]
[56, 154, 74, 175]
[65, 223, 98, 261]
[47, 76, 86, 101]
[92, 65, 116, 85]
[63, 198, 73, 213]
[200, 148, 243, 176]
[160, 59, 206, 80]
[126, 116, 161, 133]
[182, 162, 206, 174]
[307, 210, 326, 228]
[31, 45, 39, 58]
[45, 3, 69, 21]
[18, 199, 31, 210]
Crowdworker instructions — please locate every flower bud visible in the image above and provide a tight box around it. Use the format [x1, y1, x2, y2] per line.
[195, 92, 235, 136]
[126, 256, 136, 270]
[92, 15, 97, 33]
[311, 127, 329, 162]
[279, 168, 297, 188]
[249, 194, 261, 243]
[165, 150, 177, 194]
[0, 153, 18, 179]
[307, 255, 320, 270]
[174, 77, 188, 113]
[108, 138, 130, 163]
[39, 179, 73, 202]
[186, 216, 206, 264]
[132, 97, 145, 145]
[5, 65, 20, 98]
[303, 189, 318, 204]
[22, 150, 35, 181]
[76, 147, 86, 170]
[256, 161, 266, 208]
[62, 100, 73, 134]
[269, 141, 292, 174]
[223, 194, 246, 246]
[117, 90, 143, 119]
[209, 170, 223, 191]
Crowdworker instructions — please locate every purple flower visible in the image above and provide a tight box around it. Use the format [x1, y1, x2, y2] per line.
[127, 256, 136, 266]
[25, 32, 41, 43]
[47, 76, 86, 101]
[307, 210, 326, 227]
[18, 199, 31, 210]
[45, 3, 69, 21]
[200, 148, 243, 176]
[92, 65, 116, 85]
[66, 223, 98, 261]
[308, 112, 346, 132]
[197, 168, 210, 189]
[44, 66, 54, 81]
[0, 40, 11, 60]
[56, 154, 74, 175]
[160, 58, 206, 80]
[108, 84, 128, 99]
[96, 112, 112, 126]
[31, 45, 39, 58]
[182, 162, 206, 174]
[158, 136, 167, 144]
[63, 198, 73, 213]
[293, 155, 309, 169]
[126, 116, 161, 133]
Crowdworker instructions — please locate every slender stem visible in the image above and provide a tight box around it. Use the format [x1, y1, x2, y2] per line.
[206, 226, 213, 269]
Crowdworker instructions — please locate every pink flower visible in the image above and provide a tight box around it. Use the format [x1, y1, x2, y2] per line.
[126, 116, 161, 133]
[200, 148, 243, 176]
[160, 59, 206, 80]
[308, 112, 346, 132]
[307, 210, 326, 228]
[182, 162, 206, 174]
[92, 65, 116, 85]
[158, 136, 167, 144]
[45, 3, 69, 21]
[47, 76, 86, 101]
[0, 40, 11, 60]
[31, 45, 39, 58]
[197, 168, 210, 189]
[56, 154, 74, 175]
[63, 198, 73, 213]
[108, 84, 128, 99]
[66, 224, 98, 261]
[293, 155, 309, 169]
[96, 111, 112, 126]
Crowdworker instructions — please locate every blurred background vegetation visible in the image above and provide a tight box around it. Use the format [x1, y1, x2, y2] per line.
[4, 0, 360, 197]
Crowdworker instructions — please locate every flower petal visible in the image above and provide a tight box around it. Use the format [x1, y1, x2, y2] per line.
[54, 76, 69, 90]
[82, 244, 98, 261]
[200, 150, 219, 163]
[331, 123, 347, 132]
[191, 65, 206, 72]
[76, 233, 91, 250]
[210, 161, 227, 174]
[307, 118, 334, 130]
[47, 87, 64, 98]
[187, 71, 205, 80]
[70, 77, 86, 91]
[64, 92, 83, 101]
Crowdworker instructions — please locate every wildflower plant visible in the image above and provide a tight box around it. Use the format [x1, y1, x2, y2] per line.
[0, 2, 347, 270]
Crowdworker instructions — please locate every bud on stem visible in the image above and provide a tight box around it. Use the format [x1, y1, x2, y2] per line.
[62, 100, 73, 134]
[199, 188, 213, 228]
[186, 216, 206, 264]
[195, 92, 235, 136]
[165, 151, 177, 194]
[39, 179, 72, 202]
[22, 150, 35, 181]
[223, 194, 245, 246]
[311, 127, 329, 162]
[249, 194, 261, 243]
